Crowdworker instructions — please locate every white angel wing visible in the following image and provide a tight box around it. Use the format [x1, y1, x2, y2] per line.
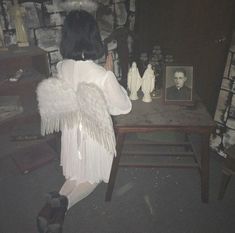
[76, 82, 116, 156]
[37, 79, 116, 156]
[36, 77, 79, 135]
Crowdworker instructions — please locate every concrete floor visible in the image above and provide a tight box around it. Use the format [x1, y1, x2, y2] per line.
[0, 133, 235, 233]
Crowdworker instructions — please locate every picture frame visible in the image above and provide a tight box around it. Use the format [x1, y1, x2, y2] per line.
[163, 64, 194, 105]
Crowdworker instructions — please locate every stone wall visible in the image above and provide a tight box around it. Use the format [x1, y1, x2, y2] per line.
[0, 0, 136, 77]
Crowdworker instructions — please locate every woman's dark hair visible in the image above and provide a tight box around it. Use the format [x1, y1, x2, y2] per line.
[60, 10, 104, 61]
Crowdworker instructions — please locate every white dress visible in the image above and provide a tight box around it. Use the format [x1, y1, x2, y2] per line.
[56, 59, 132, 184]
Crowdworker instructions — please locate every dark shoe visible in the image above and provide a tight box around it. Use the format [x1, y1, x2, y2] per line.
[37, 192, 61, 233]
[37, 203, 53, 233]
[47, 192, 68, 208]
[47, 206, 68, 233]
[37, 193, 68, 233]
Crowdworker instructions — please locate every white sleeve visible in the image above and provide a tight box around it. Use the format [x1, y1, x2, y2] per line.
[103, 71, 132, 115]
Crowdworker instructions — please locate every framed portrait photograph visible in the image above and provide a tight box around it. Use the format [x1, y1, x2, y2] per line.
[163, 64, 194, 105]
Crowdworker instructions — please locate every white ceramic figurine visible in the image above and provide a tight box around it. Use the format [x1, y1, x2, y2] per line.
[141, 64, 155, 102]
[127, 62, 142, 100]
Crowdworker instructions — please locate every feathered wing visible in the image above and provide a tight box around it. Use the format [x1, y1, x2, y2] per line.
[36, 77, 79, 135]
[37, 79, 116, 156]
[76, 83, 116, 156]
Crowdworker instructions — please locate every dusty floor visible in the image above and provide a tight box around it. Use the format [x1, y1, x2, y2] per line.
[0, 133, 235, 233]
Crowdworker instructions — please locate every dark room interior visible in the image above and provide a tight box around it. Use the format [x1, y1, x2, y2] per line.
[0, 1, 235, 233]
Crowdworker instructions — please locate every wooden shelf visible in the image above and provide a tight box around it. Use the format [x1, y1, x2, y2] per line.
[0, 46, 49, 77]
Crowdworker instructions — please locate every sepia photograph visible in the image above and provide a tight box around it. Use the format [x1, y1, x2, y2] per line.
[164, 64, 194, 105]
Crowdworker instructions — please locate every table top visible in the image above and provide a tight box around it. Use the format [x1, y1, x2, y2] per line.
[0, 46, 46, 60]
[113, 97, 215, 130]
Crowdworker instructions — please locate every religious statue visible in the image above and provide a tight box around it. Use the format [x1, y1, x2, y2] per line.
[141, 64, 155, 102]
[127, 62, 142, 100]
[10, 0, 29, 47]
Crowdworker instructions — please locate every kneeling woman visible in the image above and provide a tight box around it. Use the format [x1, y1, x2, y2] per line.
[36, 10, 131, 233]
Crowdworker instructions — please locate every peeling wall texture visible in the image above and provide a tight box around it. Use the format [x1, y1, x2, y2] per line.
[210, 33, 235, 156]
[0, 0, 136, 76]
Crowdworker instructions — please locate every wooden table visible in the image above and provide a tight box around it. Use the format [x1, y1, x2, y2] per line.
[106, 97, 215, 203]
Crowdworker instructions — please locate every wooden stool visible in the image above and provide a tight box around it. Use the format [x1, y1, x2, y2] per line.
[218, 145, 235, 200]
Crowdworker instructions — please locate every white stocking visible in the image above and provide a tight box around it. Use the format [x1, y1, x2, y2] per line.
[59, 179, 77, 196]
[59, 180, 98, 209]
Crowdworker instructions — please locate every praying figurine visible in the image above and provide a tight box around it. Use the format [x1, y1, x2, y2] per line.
[127, 62, 142, 100]
[141, 64, 155, 102]
[10, 0, 29, 47]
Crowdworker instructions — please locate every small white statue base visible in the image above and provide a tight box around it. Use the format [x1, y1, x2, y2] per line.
[18, 41, 29, 47]
[127, 62, 142, 100]
[142, 92, 152, 103]
[129, 91, 139, 101]
[141, 64, 155, 103]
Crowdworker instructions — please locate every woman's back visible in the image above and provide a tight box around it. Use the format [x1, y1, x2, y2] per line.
[57, 59, 107, 89]
[57, 59, 131, 115]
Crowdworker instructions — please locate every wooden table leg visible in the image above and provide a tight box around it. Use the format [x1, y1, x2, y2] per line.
[105, 132, 126, 201]
[200, 132, 210, 203]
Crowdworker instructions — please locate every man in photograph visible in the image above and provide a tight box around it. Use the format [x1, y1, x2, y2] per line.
[166, 68, 192, 100]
